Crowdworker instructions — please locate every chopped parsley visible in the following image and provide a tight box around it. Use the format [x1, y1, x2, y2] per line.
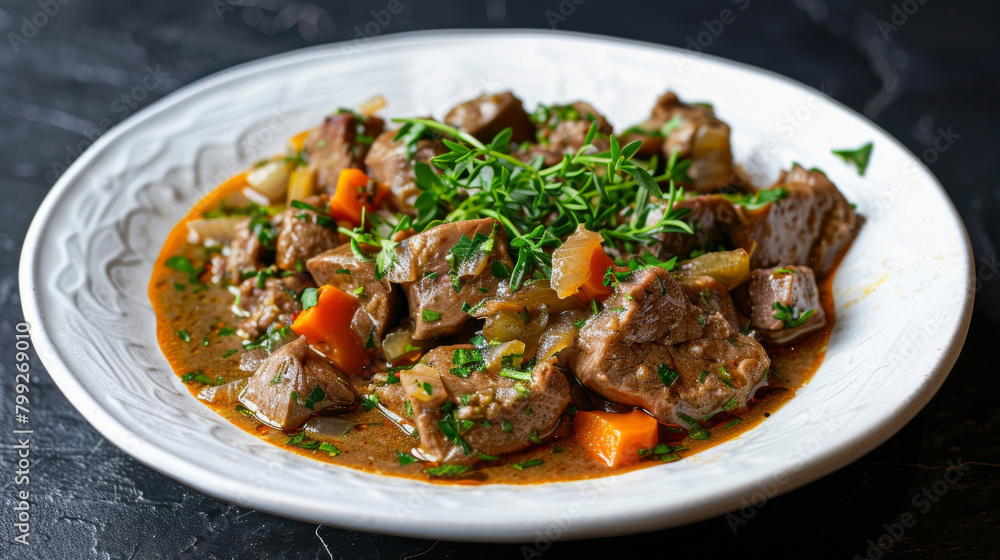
[450, 347, 484, 378]
[638, 443, 683, 462]
[397, 451, 419, 465]
[657, 364, 678, 387]
[318, 442, 341, 457]
[300, 287, 319, 310]
[512, 459, 544, 470]
[421, 309, 441, 322]
[427, 464, 471, 477]
[360, 393, 379, 411]
[177, 330, 191, 342]
[302, 385, 326, 410]
[165, 255, 201, 284]
[772, 301, 816, 329]
[678, 413, 710, 440]
[832, 142, 873, 176]
[181, 370, 218, 385]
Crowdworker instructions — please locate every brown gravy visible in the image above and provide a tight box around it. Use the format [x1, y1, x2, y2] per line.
[149, 179, 834, 485]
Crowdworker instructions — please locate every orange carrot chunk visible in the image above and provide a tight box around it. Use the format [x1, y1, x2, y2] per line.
[290, 285, 371, 375]
[329, 168, 388, 227]
[574, 409, 659, 468]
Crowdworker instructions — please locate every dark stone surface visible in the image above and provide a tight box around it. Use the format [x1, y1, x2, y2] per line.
[2, 0, 998, 558]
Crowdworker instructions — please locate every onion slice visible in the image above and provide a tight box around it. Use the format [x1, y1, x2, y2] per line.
[400, 364, 447, 408]
[551, 224, 605, 299]
[675, 249, 750, 290]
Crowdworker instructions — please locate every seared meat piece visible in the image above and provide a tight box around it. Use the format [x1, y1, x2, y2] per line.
[304, 112, 384, 194]
[677, 275, 745, 331]
[396, 345, 570, 464]
[649, 195, 735, 259]
[227, 217, 267, 284]
[537, 101, 614, 154]
[623, 91, 734, 193]
[744, 266, 826, 345]
[306, 243, 401, 356]
[238, 336, 354, 430]
[386, 218, 514, 340]
[237, 274, 314, 338]
[444, 91, 536, 144]
[275, 195, 341, 271]
[726, 165, 859, 276]
[364, 130, 444, 212]
[573, 267, 769, 426]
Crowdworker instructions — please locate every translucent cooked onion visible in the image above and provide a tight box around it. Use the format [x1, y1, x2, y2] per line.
[186, 216, 245, 246]
[551, 225, 605, 299]
[197, 378, 248, 406]
[400, 364, 447, 408]
[358, 95, 387, 117]
[536, 320, 578, 362]
[244, 160, 290, 204]
[483, 306, 549, 360]
[481, 340, 526, 374]
[675, 248, 750, 290]
[286, 167, 316, 205]
[474, 280, 585, 317]
[382, 324, 431, 364]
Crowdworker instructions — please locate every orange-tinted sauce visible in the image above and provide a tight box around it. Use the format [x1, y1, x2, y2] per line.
[149, 179, 835, 485]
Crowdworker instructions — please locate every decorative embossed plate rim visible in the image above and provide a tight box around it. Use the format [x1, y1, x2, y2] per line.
[20, 30, 974, 541]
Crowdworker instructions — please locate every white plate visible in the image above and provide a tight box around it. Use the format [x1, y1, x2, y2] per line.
[19, 30, 974, 541]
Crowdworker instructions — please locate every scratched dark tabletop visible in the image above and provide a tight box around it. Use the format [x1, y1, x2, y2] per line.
[2, 0, 998, 558]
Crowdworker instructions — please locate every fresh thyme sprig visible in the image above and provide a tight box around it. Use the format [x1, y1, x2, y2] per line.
[392, 118, 693, 289]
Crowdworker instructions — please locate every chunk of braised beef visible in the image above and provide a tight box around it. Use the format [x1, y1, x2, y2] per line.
[444, 91, 536, 144]
[393, 345, 570, 464]
[726, 165, 859, 276]
[537, 101, 614, 154]
[623, 91, 734, 193]
[386, 218, 514, 340]
[275, 195, 341, 271]
[227, 217, 266, 284]
[677, 275, 745, 331]
[744, 266, 826, 345]
[306, 243, 401, 356]
[364, 129, 444, 212]
[304, 112, 384, 194]
[237, 274, 314, 339]
[649, 195, 735, 259]
[238, 336, 355, 430]
[572, 267, 769, 426]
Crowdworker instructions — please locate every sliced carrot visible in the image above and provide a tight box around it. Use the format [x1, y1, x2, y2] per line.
[573, 409, 659, 468]
[219, 171, 249, 193]
[329, 168, 388, 227]
[576, 245, 615, 302]
[290, 285, 372, 375]
[288, 129, 313, 154]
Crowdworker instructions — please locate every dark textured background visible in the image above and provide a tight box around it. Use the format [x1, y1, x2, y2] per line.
[3, 0, 998, 558]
